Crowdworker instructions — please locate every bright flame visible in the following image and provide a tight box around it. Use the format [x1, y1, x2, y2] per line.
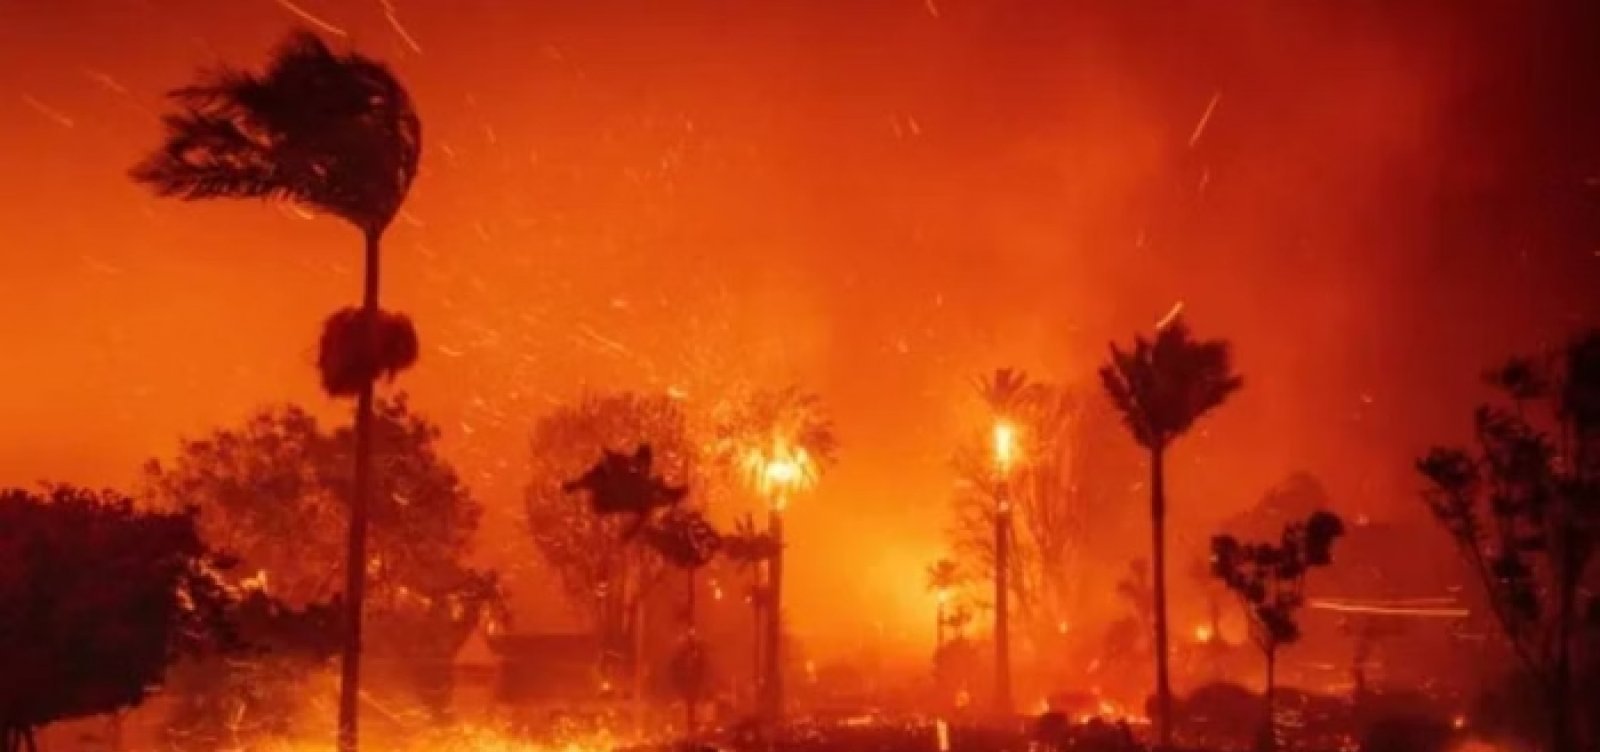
[936, 587, 951, 605]
[741, 439, 816, 507]
[992, 420, 1016, 473]
[1194, 623, 1214, 642]
[1057, 620, 1070, 635]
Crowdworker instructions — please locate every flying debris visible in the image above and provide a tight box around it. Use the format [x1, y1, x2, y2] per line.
[1156, 301, 1185, 329]
[1189, 90, 1222, 147]
[271, 0, 348, 36]
[21, 94, 74, 128]
[380, 0, 423, 53]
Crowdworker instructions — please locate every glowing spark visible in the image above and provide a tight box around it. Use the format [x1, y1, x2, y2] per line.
[21, 94, 74, 128]
[1157, 300, 1185, 329]
[82, 68, 128, 95]
[1194, 623, 1214, 642]
[1189, 90, 1222, 147]
[1309, 600, 1469, 618]
[380, 0, 423, 53]
[272, 0, 349, 37]
[935, 719, 950, 752]
[923, 0, 940, 18]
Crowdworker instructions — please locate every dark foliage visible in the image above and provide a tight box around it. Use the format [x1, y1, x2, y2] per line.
[1211, 509, 1344, 749]
[0, 486, 233, 751]
[1099, 316, 1243, 452]
[1417, 329, 1600, 752]
[130, 30, 420, 235]
[317, 307, 419, 396]
[143, 398, 497, 726]
[526, 393, 696, 646]
[565, 445, 689, 529]
[162, 590, 344, 750]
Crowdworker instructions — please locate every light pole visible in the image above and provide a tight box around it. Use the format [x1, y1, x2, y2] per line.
[992, 420, 1016, 716]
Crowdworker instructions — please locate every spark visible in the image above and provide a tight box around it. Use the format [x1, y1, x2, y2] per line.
[272, 0, 349, 38]
[380, 0, 423, 53]
[81, 68, 128, 95]
[1309, 600, 1469, 618]
[21, 94, 74, 128]
[1189, 90, 1222, 147]
[923, 0, 940, 18]
[1156, 300, 1185, 329]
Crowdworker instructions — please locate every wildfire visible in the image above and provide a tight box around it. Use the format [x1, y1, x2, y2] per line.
[992, 421, 1017, 473]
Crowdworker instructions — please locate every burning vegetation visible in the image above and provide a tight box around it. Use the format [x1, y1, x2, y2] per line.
[2, 3, 1600, 752]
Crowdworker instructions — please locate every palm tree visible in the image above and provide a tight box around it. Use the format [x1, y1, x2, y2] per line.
[925, 558, 961, 652]
[720, 514, 778, 708]
[972, 368, 1038, 715]
[1100, 316, 1242, 747]
[130, 30, 421, 752]
[645, 507, 721, 737]
[712, 386, 836, 721]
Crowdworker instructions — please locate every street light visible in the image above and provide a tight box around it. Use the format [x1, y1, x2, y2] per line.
[991, 418, 1017, 715]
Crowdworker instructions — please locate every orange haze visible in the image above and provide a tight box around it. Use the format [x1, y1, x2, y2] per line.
[2, 0, 1598, 658]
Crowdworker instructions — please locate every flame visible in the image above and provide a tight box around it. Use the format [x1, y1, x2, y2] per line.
[992, 421, 1016, 473]
[1194, 623, 1214, 642]
[741, 439, 816, 506]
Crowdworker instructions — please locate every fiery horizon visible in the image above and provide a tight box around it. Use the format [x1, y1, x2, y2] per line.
[2, 0, 1598, 664]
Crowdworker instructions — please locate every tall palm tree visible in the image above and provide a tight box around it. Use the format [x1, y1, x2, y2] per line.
[713, 386, 836, 721]
[972, 368, 1037, 715]
[130, 30, 421, 752]
[1099, 316, 1242, 747]
[719, 514, 778, 708]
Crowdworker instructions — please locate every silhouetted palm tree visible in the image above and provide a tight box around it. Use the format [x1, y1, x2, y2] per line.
[645, 507, 721, 737]
[1100, 316, 1242, 747]
[720, 514, 778, 709]
[130, 30, 421, 752]
[973, 367, 1038, 715]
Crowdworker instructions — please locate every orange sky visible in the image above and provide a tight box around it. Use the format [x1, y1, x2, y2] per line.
[2, 0, 1598, 657]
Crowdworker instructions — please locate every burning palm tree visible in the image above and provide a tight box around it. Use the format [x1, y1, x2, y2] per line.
[972, 367, 1038, 715]
[1100, 315, 1242, 747]
[131, 30, 421, 752]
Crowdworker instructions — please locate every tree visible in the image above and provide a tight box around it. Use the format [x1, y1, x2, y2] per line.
[162, 589, 345, 751]
[1211, 510, 1345, 750]
[1417, 330, 1600, 752]
[143, 398, 494, 723]
[710, 386, 836, 720]
[948, 381, 1136, 665]
[132, 30, 423, 752]
[719, 514, 780, 703]
[643, 507, 722, 735]
[0, 486, 234, 752]
[926, 558, 962, 652]
[1100, 315, 1243, 746]
[526, 394, 698, 682]
[971, 367, 1039, 714]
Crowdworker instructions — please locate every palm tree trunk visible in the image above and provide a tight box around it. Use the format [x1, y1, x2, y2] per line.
[764, 507, 785, 722]
[686, 567, 698, 737]
[338, 228, 382, 752]
[1261, 647, 1277, 752]
[994, 478, 1012, 715]
[1151, 446, 1173, 748]
[1551, 553, 1577, 752]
